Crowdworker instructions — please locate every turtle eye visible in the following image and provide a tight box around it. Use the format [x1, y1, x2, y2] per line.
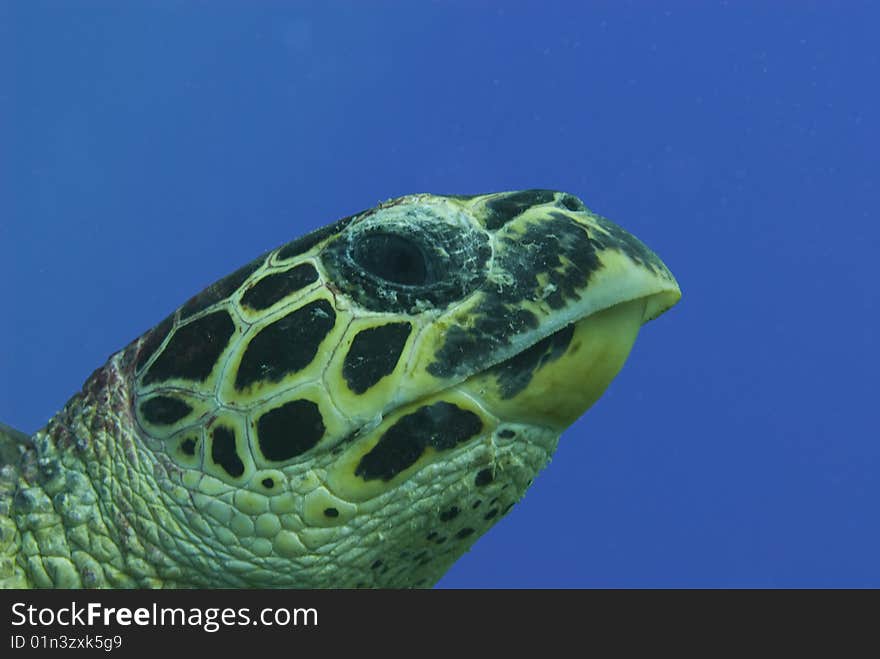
[351, 232, 429, 286]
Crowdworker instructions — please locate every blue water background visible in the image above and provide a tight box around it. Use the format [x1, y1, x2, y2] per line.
[1, 2, 877, 587]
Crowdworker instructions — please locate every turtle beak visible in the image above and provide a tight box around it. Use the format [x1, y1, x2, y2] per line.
[459, 229, 681, 430]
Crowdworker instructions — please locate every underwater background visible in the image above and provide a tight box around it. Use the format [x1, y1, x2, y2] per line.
[1, 2, 877, 588]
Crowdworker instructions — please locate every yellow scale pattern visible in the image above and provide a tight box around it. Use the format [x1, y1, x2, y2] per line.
[4, 190, 680, 588]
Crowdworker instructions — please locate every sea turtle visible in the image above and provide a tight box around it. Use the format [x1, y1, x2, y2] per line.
[0, 190, 680, 588]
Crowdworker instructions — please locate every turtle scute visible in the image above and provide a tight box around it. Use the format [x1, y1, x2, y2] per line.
[6, 191, 679, 588]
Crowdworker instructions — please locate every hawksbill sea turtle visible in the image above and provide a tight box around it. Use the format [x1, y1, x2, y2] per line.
[0, 190, 680, 588]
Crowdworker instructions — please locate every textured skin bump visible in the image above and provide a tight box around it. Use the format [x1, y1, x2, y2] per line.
[2, 191, 680, 588]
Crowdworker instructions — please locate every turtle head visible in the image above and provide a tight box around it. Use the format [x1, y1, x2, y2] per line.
[128, 190, 679, 588]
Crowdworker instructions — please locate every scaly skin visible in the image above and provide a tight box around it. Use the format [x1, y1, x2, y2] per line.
[1, 190, 681, 588]
[5, 356, 180, 587]
[5, 348, 552, 588]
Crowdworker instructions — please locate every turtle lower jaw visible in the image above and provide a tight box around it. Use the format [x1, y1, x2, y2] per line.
[457, 296, 649, 430]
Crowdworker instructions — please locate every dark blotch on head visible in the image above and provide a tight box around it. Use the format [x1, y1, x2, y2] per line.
[235, 300, 336, 390]
[343, 322, 412, 394]
[484, 508, 499, 520]
[135, 313, 175, 373]
[240, 263, 319, 311]
[428, 212, 599, 380]
[355, 402, 483, 482]
[590, 212, 665, 274]
[371, 559, 383, 570]
[261, 477, 275, 489]
[139, 396, 193, 426]
[257, 399, 325, 462]
[276, 214, 357, 261]
[180, 255, 265, 320]
[475, 469, 494, 487]
[489, 323, 575, 399]
[428, 308, 538, 380]
[498, 429, 516, 439]
[142, 310, 235, 385]
[455, 528, 475, 540]
[211, 426, 244, 478]
[180, 437, 197, 456]
[439, 506, 460, 522]
[324, 507, 339, 518]
[426, 531, 438, 540]
[484, 189, 556, 231]
[472, 500, 482, 509]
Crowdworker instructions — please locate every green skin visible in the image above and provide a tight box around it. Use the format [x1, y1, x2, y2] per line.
[0, 190, 680, 588]
[1, 367, 178, 588]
